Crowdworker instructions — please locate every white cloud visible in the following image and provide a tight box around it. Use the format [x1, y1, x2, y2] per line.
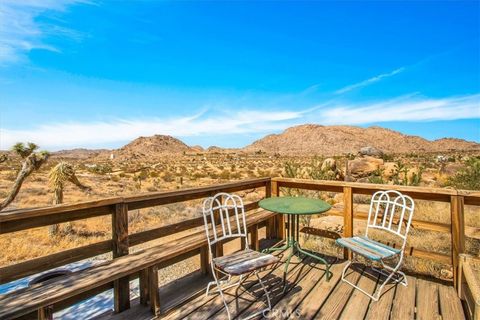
[335, 67, 405, 94]
[0, 110, 303, 150]
[1, 94, 478, 150]
[0, 0, 87, 65]
[318, 94, 480, 125]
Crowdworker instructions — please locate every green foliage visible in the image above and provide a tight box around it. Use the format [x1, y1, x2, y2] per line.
[446, 158, 480, 190]
[381, 153, 394, 161]
[309, 158, 336, 180]
[284, 161, 301, 178]
[86, 163, 112, 175]
[391, 161, 423, 186]
[12, 142, 39, 159]
[368, 168, 386, 184]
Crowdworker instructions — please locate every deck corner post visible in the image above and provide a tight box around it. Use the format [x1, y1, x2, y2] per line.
[450, 195, 465, 289]
[112, 203, 130, 312]
[343, 186, 354, 260]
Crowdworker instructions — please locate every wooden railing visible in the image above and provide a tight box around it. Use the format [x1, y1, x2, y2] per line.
[0, 177, 478, 316]
[0, 178, 273, 314]
[271, 177, 480, 287]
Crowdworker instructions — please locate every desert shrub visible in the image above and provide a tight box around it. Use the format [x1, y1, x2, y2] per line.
[150, 171, 160, 178]
[446, 158, 480, 190]
[87, 163, 112, 175]
[381, 153, 394, 161]
[110, 175, 120, 182]
[219, 170, 230, 180]
[146, 186, 157, 192]
[119, 172, 126, 178]
[368, 169, 385, 184]
[230, 171, 242, 179]
[283, 161, 301, 178]
[163, 171, 174, 182]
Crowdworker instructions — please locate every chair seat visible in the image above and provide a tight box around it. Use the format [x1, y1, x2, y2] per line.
[213, 249, 280, 275]
[336, 236, 401, 261]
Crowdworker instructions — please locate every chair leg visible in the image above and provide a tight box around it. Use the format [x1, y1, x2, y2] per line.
[341, 253, 406, 301]
[255, 270, 272, 312]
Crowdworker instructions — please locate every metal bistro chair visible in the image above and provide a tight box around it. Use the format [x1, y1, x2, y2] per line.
[202, 193, 279, 320]
[336, 190, 415, 301]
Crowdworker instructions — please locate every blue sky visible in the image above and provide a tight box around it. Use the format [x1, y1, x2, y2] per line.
[0, 0, 479, 150]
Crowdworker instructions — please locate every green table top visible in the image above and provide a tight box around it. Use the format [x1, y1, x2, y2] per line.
[259, 196, 331, 215]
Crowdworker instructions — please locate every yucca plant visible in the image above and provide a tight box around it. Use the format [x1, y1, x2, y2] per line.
[0, 142, 49, 211]
[48, 162, 90, 235]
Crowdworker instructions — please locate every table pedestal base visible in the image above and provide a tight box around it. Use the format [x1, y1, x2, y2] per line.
[264, 214, 332, 288]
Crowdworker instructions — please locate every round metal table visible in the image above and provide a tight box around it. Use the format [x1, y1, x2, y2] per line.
[259, 196, 332, 285]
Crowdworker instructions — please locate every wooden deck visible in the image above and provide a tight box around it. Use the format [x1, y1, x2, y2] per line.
[98, 249, 465, 320]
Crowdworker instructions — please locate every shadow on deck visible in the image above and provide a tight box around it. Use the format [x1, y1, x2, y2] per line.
[96, 247, 465, 320]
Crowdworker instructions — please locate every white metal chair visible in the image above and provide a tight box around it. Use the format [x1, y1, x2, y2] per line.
[336, 190, 415, 301]
[202, 193, 279, 320]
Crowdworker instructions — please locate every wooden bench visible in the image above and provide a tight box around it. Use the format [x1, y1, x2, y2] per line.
[0, 210, 277, 320]
[458, 254, 480, 320]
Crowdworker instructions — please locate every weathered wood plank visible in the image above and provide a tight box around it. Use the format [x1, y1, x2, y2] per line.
[291, 260, 344, 319]
[343, 186, 353, 260]
[364, 270, 396, 320]
[327, 207, 451, 234]
[0, 240, 112, 284]
[273, 177, 456, 202]
[139, 269, 149, 306]
[313, 264, 364, 320]
[390, 276, 416, 320]
[438, 284, 465, 320]
[273, 258, 334, 320]
[125, 178, 270, 210]
[451, 195, 465, 288]
[416, 278, 440, 320]
[339, 268, 378, 320]
[112, 203, 130, 313]
[148, 266, 160, 316]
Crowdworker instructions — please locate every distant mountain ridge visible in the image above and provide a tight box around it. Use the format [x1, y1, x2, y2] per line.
[243, 124, 480, 156]
[29, 124, 480, 159]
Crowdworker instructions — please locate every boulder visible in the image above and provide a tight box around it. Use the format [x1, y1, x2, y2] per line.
[348, 156, 384, 178]
[359, 146, 384, 158]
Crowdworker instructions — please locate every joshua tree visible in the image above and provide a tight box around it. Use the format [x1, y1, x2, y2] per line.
[48, 162, 91, 235]
[0, 143, 49, 211]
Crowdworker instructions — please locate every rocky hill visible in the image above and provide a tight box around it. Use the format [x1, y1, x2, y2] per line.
[97, 135, 194, 161]
[244, 124, 480, 156]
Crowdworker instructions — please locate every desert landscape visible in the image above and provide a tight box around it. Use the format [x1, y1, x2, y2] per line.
[1, 124, 479, 282]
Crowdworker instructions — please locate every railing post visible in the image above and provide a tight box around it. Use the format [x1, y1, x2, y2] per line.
[451, 195, 465, 289]
[265, 180, 275, 239]
[249, 225, 259, 251]
[200, 245, 210, 275]
[272, 179, 285, 240]
[343, 187, 354, 260]
[112, 203, 130, 313]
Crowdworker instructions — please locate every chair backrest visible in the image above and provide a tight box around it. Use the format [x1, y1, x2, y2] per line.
[202, 192, 249, 251]
[366, 190, 415, 247]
